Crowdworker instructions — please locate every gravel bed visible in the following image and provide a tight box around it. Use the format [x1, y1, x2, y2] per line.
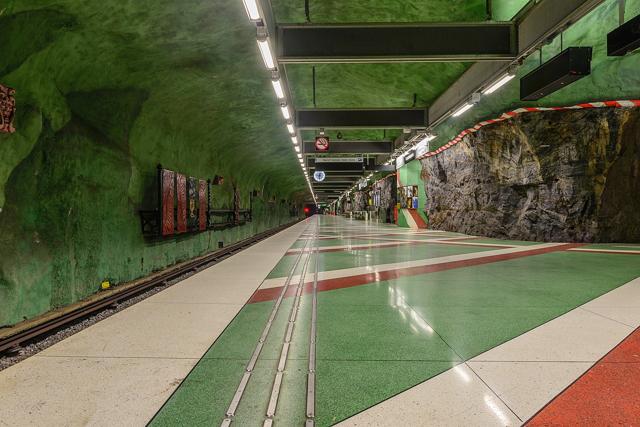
[0, 256, 227, 372]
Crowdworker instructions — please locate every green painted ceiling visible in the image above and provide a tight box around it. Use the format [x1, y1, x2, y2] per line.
[0, 0, 536, 208]
[431, 0, 640, 150]
[275, 0, 501, 142]
[0, 0, 307, 207]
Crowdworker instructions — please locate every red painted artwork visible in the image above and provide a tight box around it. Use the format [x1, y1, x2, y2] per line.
[161, 169, 175, 236]
[176, 173, 187, 233]
[198, 179, 207, 231]
[187, 176, 198, 230]
[0, 84, 16, 134]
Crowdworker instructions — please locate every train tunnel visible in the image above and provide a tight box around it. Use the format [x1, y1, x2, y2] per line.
[1, 0, 639, 425]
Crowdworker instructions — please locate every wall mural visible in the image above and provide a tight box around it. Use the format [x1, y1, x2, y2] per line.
[176, 173, 187, 234]
[0, 84, 16, 134]
[161, 169, 176, 236]
[198, 179, 207, 231]
[140, 166, 253, 238]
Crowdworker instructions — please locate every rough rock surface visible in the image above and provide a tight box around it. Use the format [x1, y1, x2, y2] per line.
[353, 192, 367, 211]
[422, 109, 640, 242]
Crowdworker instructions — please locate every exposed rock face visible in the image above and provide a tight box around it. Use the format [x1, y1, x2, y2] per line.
[422, 108, 640, 242]
[375, 176, 396, 210]
[353, 192, 367, 211]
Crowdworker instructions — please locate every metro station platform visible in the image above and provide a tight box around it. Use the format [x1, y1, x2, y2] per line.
[1, 216, 639, 426]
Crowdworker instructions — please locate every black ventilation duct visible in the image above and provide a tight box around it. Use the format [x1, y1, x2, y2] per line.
[520, 47, 592, 101]
[608, 14, 640, 56]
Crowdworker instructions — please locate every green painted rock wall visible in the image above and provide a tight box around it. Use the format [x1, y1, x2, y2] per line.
[0, 1, 307, 327]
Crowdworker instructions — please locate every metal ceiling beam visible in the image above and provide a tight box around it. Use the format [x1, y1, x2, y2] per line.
[314, 171, 366, 177]
[309, 162, 365, 171]
[297, 108, 427, 129]
[278, 23, 517, 63]
[312, 184, 353, 189]
[429, 0, 605, 127]
[318, 177, 360, 183]
[303, 140, 393, 154]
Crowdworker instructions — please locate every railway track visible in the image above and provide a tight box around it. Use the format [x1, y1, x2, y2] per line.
[0, 219, 303, 356]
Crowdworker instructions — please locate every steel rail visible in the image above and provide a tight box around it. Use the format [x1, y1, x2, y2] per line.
[221, 224, 311, 426]
[263, 230, 313, 426]
[0, 219, 304, 355]
[305, 219, 319, 427]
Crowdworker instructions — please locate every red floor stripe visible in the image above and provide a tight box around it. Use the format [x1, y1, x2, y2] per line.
[526, 327, 640, 426]
[284, 240, 511, 255]
[249, 243, 582, 303]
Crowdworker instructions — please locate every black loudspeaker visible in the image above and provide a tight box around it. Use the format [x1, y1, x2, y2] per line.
[608, 14, 640, 56]
[520, 47, 592, 101]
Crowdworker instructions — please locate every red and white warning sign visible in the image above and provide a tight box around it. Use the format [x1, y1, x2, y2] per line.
[315, 136, 330, 151]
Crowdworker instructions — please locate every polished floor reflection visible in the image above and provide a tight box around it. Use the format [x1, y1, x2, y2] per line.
[152, 216, 640, 426]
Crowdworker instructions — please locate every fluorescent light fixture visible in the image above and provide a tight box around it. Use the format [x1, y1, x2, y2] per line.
[257, 39, 276, 70]
[294, 145, 300, 153]
[482, 73, 515, 95]
[297, 153, 302, 159]
[281, 105, 291, 120]
[291, 136, 298, 145]
[286, 124, 295, 135]
[242, 0, 261, 20]
[271, 79, 285, 99]
[452, 102, 474, 117]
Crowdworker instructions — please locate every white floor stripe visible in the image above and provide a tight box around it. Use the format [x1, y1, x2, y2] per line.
[260, 243, 564, 290]
[286, 240, 418, 253]
[568, 247, 640, 254]
[339, 276, 640, 426]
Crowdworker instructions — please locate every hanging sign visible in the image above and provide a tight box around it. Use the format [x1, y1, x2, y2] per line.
[315, 157, 363, 163]
[315, 136, 330, 151]
[404, 150, 416, 163]
[415, 139, 430, 157]
[313, 170, 326, 182]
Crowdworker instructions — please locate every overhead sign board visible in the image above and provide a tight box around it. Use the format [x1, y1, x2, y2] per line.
[404, 150, 416, 163]
[415, 139, 429, 157]
[315, 136, 330, 151]
[315, 157, 363, 163]
[313, 170, 326, 182]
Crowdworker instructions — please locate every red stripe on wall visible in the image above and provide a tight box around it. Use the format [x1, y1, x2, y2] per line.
[407, 209, 428, 229]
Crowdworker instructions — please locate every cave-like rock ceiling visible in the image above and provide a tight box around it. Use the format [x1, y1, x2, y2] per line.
[0, 0, 525, 197]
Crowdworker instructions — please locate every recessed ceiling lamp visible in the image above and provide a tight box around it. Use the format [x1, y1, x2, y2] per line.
[286, 124, 295, 135]
[452, 102, 474, 117]
[297, 153, 302, 159]
[271, 79, 285, 99]
[294, 145, 300, 153]
[257, 38, 276, 70]
[242, 0, 261, 21]
[281, 104, 291, 120]
[482, 73, 516, 95]
[291, 136, 298, 145]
